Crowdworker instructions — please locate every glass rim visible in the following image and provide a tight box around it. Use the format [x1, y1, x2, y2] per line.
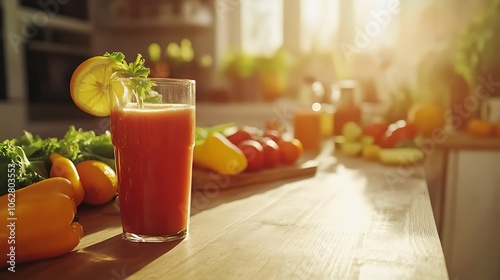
[117, 77, 196, 86]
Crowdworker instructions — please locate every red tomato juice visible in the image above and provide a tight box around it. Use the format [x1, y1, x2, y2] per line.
[111, 103, 195, 236]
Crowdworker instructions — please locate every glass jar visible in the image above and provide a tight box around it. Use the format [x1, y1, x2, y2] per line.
[332, 80, 361, 136]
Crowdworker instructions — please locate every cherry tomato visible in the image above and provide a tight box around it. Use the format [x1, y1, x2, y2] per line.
[258, 137, 280, 168]
[363, 121, 389, 145]
[224, 127, 253, 146]
[262, 129, 282, 143]
[238, 140, 264, 171]
[277, 139, 303, 165]
[380, 120, 417, 148]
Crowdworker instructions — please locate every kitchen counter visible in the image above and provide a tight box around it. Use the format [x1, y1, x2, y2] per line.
[424, 129, 500, 233]
[2, 144, 448, 279]
[436, 130, 500, 150]
[424, 129, 500, 280]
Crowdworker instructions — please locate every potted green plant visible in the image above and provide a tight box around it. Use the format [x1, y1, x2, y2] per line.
[220, 50, 259, 101]
[255, 49, 292, 102]
[455, 0, 500, 91]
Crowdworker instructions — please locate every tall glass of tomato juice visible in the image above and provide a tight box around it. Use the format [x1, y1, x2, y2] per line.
[110, 78, 195, 242]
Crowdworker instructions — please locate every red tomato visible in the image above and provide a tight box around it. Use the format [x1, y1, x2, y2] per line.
[237, 140, 264, 171]
[277, 139, 303, 165]
[225, 128, 253, 146]
[262, 129, 282, 143]
[363, 122, 389, 145]
[258, 137, 280, 168]
[380, 120, 417, 148]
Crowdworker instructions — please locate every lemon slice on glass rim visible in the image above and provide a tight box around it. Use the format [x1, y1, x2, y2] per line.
[70, 56, 125, 117]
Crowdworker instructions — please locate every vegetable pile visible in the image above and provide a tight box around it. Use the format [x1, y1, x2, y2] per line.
[0, 122, 305, 268]
[1, 126, 114, 197]
[2, 122, 305, 196]
[195, 123, 304, 174]
[0, 126, 117, 268]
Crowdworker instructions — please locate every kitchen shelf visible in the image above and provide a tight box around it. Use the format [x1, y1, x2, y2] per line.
[26, 41, 91, 56]
[98, 16, 212, 32]
[19, 7, 92, 34]
[92, 0, 214, 32]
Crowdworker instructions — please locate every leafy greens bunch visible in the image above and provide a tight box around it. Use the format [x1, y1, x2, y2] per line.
[1, 126, 115, 196]
[0, 140, 46, 196]
[14, 126, 115, 170]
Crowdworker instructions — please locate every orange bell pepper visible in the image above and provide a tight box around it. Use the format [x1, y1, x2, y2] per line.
[0, 177, 83, 269]
[49, 153, 85, 206]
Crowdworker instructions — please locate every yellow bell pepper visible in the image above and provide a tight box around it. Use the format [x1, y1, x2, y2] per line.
[193, 132, 247, 175]
[0, 177, 83, 269]
[49, 153, 85, 207]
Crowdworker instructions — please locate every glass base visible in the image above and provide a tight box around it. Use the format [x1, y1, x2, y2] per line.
[122, 229, 187, 243]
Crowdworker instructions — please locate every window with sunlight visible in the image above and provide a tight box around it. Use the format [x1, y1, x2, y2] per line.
[352, 0, 400, 50]
[301, 0, 340, 53]
[241, 0, 283, 56]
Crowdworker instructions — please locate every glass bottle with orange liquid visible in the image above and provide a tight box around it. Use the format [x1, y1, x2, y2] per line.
[332, 81, 361, 136]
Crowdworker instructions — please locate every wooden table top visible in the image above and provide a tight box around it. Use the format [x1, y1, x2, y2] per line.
[3, 146, 448, 279]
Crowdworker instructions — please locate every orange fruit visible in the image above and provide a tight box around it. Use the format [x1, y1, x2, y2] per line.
[76, 160, 118, 206]
[407, 102, 446, 136]
[278, 139, 303, 164]
[70, 56, 124, 117]
[466, 119, 493, 138]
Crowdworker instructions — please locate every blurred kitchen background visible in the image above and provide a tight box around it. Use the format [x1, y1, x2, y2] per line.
[2, 0, 496, 133]
[1, 0, 500, 279]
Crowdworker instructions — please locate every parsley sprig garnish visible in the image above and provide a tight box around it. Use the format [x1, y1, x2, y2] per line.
[103, 52, 160, 104]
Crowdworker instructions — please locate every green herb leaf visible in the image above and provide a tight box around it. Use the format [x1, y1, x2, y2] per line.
[0, 140, 45, 196]
[103, 52, 156, 102]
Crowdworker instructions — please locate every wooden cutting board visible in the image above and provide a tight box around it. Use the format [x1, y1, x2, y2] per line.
[191, 160, 318, 191]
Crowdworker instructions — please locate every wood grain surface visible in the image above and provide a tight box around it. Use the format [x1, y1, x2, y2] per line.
[192, 160, 318, 191]
[1, 145, 448, 279]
